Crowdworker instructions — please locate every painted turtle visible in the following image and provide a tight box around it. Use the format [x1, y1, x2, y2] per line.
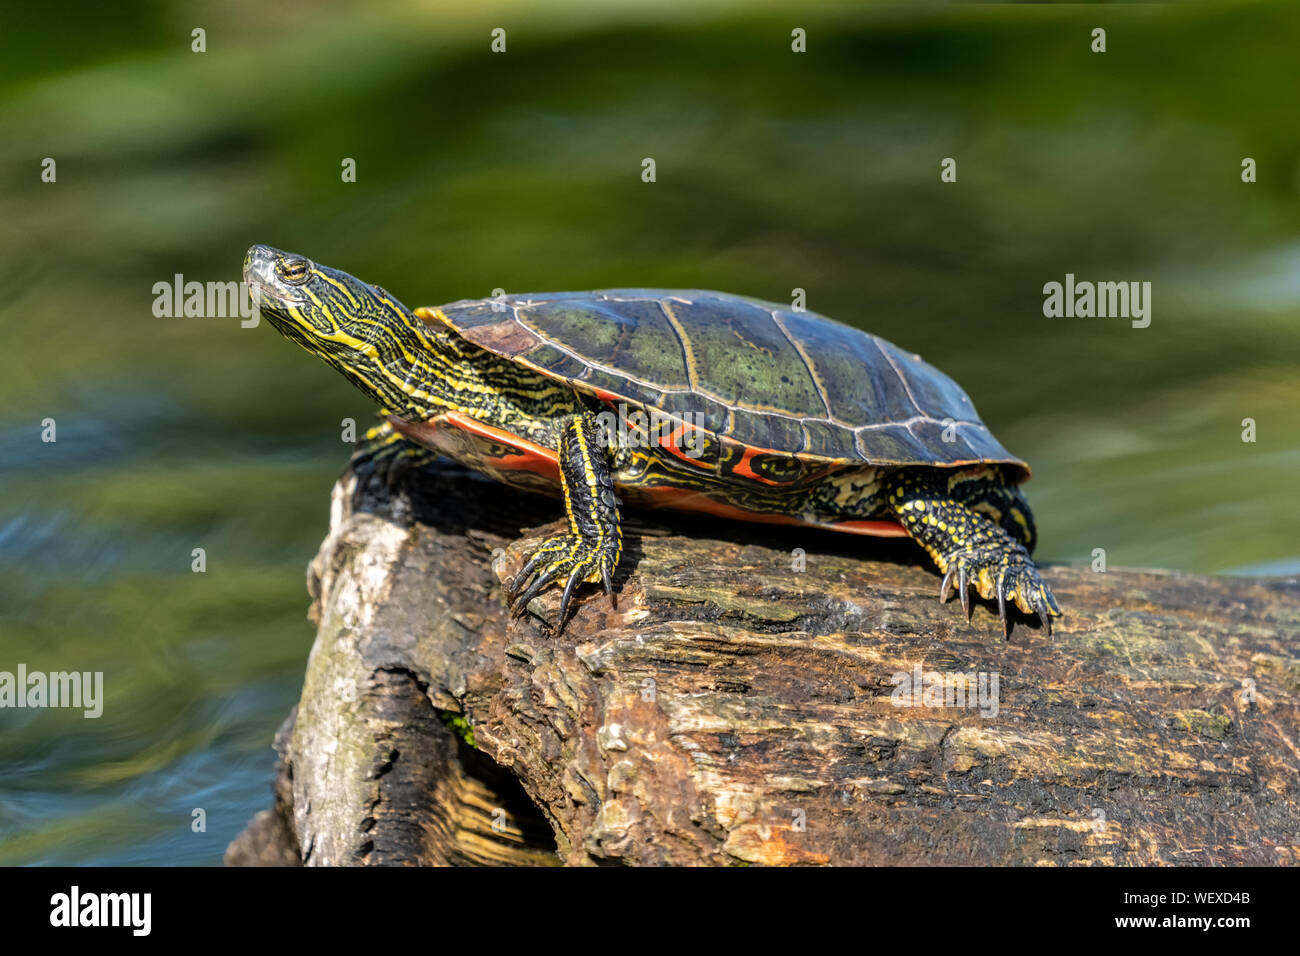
[244, 245, 1060, 636]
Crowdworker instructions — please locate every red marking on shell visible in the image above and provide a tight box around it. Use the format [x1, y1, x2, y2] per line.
[728, 440, 792, 486]
[659, 421, 712, 470]
[630, 486, 907, 536]
[444, 411, 558, 469]
[391, 412, 561, 478]
[392, 413, 908, 538]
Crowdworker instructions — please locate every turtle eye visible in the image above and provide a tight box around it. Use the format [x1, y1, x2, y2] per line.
[276, 256, 312, 285]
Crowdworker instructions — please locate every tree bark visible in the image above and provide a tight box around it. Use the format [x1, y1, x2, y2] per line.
[227, 461, 1300, 866]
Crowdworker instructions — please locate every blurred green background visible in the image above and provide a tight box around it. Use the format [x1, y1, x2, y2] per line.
[1, 0, 1296, 865]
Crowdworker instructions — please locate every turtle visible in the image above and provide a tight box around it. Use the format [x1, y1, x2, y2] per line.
[243, 244, 1060, 637]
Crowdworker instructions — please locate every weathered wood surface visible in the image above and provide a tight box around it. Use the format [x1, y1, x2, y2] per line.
[227, 461, 1300, 867]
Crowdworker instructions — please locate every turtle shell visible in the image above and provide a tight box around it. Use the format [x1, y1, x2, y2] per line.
[420, 289, 1029, 483]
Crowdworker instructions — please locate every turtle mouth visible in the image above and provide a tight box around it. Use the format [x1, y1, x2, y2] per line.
[243, 244, 308, 308]
[247, 277, 307, 317]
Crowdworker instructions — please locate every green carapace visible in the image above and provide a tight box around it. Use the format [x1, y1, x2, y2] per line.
[245, 245, 1060, 636]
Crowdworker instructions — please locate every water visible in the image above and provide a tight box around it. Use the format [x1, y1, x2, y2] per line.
[1, 1, 1297, 865]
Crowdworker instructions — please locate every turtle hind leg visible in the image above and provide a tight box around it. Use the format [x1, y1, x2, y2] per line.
[350, 416, 439, 489]
[505, 413, 622, 631]
[948, 466, 1039, 552]
[885, 467, 1060, 638]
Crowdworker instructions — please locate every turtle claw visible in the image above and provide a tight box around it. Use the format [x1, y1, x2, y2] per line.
[602, 566, 617, 610]
[556, 566, 585, 627]
[506, 546, 564, 619]
[996, 570, 1009, 632]
[504, 531, 619, 631]
[940, 547, 1061, 639]
[939, 567, 957, 604]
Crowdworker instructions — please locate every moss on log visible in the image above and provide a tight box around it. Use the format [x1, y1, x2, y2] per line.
[227, 461, 1300, 866]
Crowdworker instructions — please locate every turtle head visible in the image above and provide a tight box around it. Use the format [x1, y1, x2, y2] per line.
[243, 244, 408, 338]
[243, 244, 430, 416]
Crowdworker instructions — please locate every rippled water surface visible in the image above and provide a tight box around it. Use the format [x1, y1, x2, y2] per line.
[1, 1, 1297, 865]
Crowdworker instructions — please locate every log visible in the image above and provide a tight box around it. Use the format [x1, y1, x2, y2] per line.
[227, 460, 1300, 866]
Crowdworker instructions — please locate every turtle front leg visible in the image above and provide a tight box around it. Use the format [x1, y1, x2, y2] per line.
[350, 416, 439, 487]
[885, 468, 1061, 637]
[505, 413, 622, 629]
